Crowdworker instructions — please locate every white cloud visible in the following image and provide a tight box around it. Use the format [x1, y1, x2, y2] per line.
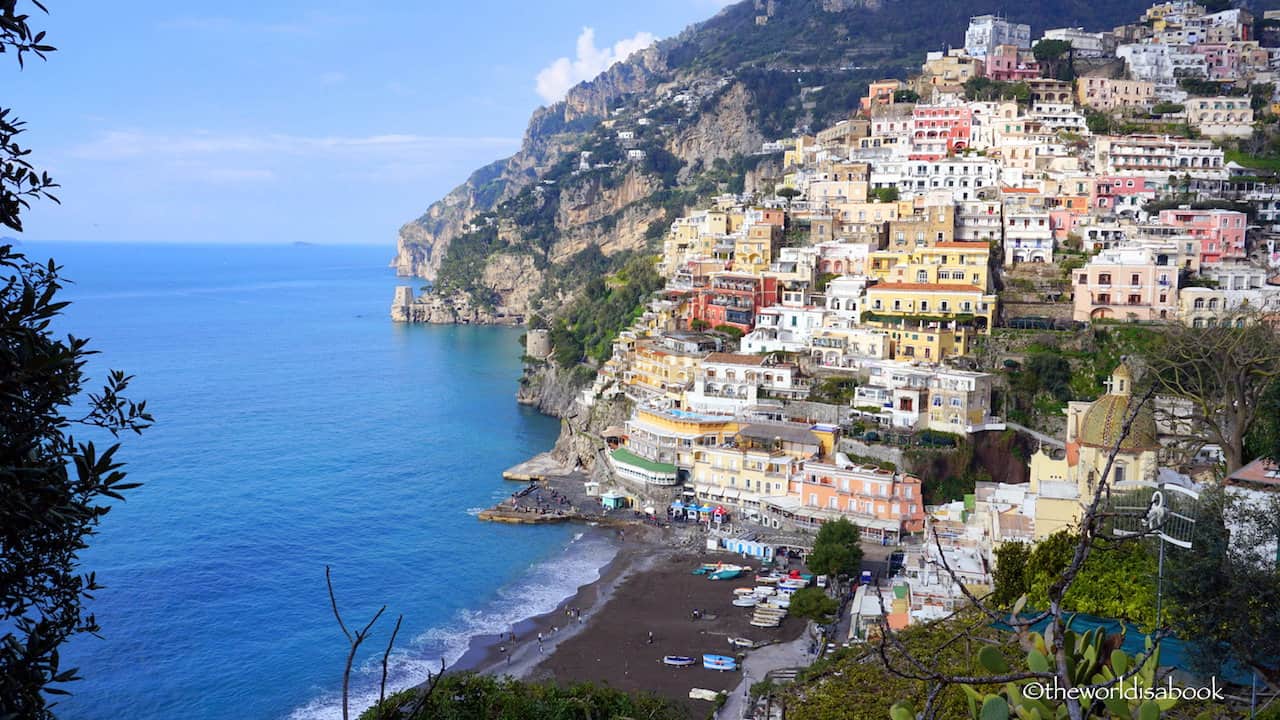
[534, 27, 656, 104]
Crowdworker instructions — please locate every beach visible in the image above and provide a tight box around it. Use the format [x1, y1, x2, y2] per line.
[450, 523, 810, 717]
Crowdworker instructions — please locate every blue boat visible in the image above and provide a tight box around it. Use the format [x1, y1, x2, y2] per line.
[709, 569, 742, 581]
[663, 655, 697, 667]
[702, 654, 737, 671]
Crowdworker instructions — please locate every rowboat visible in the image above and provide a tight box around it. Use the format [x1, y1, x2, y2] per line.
[755, 575, 781, 585]
[753, 586, 776, 596]
[733, 587, 756, 596]
[727, 637, 756, 649]
[750, 618, 780, 628]
[703, 654, 737, 671]
[731, 596, 758, 607]
[709, 569, 742, 581]
[663, 655, 697, 666]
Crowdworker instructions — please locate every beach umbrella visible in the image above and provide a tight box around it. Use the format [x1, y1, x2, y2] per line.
[671, 500, 684, 509]
[644, 505, 656, 515]
[713, 506, 727, 516]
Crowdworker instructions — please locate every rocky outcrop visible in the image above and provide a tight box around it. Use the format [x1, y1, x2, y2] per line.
[668, 82, 766, 169]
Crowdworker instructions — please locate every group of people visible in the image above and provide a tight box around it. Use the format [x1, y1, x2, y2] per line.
[505, 484, 573, 516]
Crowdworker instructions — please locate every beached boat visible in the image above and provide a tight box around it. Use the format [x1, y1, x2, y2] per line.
[727, 637, 756, 649]
[733, 587, 756, 596]
[709, 569, 742, 581]
[779, 579, 807, 590]
[731, 596, 758, 607]
[663, 655, 697, 667]
[755, 574, 781, 584]
[750, 618, 780, 628]
[689, 688, 720, 702]
[691, 564, 717, 576]
[768, 597, 791, 609]
[703, 654, 737, 671]
[753, 586, 776, 596]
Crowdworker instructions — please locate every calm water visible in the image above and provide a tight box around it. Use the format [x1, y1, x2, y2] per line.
[23, 242, 617, 720]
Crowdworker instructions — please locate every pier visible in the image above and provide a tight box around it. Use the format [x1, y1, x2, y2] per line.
[482, 456, 635, 527]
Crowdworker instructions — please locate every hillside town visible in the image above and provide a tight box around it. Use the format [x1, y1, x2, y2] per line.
[511, 1, 1280, 638]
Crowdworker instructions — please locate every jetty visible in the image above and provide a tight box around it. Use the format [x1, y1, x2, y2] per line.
[480, 455, 633, 527]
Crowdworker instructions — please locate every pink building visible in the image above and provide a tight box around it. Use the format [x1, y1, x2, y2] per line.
[1191, 44, 1240, 82]
[1158, 208, 1247, 263]
[1093, 175, 1157, 216]
[910, 105, 972, 160]
[985, 44, 1040, 82]
[1072, 247, 1179, 323]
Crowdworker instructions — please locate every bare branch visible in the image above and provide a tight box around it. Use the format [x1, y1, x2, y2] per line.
[378, 614, 404, 717]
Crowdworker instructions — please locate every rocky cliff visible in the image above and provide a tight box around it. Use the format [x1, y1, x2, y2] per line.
[392, 0, 1159, 321]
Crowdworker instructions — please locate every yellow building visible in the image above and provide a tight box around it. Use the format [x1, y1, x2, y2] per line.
[864, 282, 997, 360]
[690, 422, 839, 516]
[868, 242, 991, 292]
[623, 340, 705, 403]
[623, 405, 740, 478]
[1027, 363, 1161, 539]
[733, 224, 782, 274]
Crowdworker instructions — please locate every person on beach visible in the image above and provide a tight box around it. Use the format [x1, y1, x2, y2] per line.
[647, 631, 654, 645]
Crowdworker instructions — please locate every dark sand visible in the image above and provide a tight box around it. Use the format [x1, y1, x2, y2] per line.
[524, 549, 807, 713]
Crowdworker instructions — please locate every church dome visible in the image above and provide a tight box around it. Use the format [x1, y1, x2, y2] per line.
[1077, 362, 1159, 452]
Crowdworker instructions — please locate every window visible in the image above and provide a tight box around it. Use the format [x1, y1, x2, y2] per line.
[1130, 273, 1140, 286]
[1099, 273, 1111, 285]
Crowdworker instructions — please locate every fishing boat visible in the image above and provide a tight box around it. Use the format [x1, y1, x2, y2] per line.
[663, 655, 697, 667]
[703, 654, 737, 671]
[691, 563, 717, 576]
[727, 637, 755, 649]
[731, 596, 758, 607]
[755, 575, 780, 585]
[709, 568, 742, 581]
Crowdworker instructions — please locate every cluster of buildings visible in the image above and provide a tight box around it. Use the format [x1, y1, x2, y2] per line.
[530, 2, 1280, 554]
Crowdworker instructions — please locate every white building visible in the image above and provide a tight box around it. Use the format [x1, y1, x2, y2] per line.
[965, 14, 1031, 58]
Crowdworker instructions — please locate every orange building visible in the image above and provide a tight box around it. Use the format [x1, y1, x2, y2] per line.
[774, 460, 925, 542]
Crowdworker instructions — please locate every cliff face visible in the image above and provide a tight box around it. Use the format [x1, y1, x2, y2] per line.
[393, 47, 668, 281]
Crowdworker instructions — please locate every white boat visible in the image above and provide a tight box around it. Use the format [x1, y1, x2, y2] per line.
[728, 637, 756, 649]
[731, 596, 758, 607]
[768, 598, 791, 609]
[750, 619, 780, 628]
[733, 587, 756, 597]
[663, 655, 697, 666]
[753, 586, 776, 596]
[755, 575, 780, 585]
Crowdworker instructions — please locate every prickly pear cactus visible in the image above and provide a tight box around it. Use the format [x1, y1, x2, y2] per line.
[890, 601, 1180, 720]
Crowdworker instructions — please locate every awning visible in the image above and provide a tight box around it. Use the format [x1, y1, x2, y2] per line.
[671, 500, 685, 509]
[723, 489, 741, 500]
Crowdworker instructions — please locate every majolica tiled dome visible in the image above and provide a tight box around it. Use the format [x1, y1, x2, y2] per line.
[1077, 362, 1159, 452]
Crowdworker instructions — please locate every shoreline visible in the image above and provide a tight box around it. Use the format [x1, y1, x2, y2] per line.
[446, 524, 668, 679]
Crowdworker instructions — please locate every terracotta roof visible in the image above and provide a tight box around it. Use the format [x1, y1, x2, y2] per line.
[868, 282, 985, 293]
[704, 353, 768, 366]
[932, 242, 989, 249]
[1002, 187, 1040, 194]
[1225, 458, 1280, 489]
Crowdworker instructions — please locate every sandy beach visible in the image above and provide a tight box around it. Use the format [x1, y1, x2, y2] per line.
[446, 524, 810, 716]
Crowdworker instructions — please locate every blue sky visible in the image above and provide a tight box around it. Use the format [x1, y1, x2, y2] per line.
[8, 1, 732, 246]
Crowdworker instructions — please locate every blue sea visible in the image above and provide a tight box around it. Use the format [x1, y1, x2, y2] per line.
[23, 242, 618, 720]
